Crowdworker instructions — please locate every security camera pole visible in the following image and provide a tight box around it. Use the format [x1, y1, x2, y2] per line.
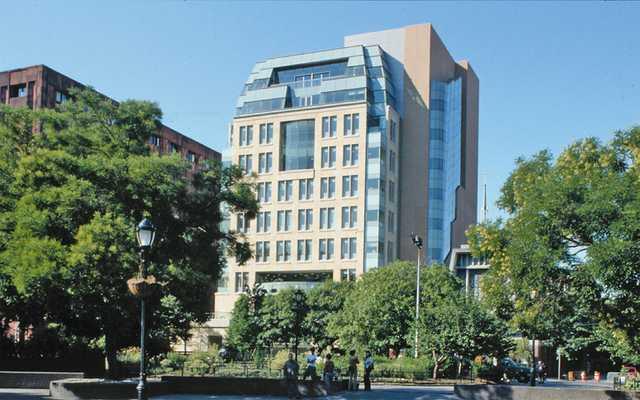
[410, 233, 423, 358]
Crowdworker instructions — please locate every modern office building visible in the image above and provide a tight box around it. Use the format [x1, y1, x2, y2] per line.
[448, 244, 489, 297]
[0, 64, 220, 165]
[210, 24, 478, 338]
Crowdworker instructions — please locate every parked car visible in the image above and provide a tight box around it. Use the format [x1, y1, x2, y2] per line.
[500, 358, 531, 383]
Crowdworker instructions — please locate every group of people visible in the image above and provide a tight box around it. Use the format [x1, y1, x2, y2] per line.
[282, 348, 375, 399]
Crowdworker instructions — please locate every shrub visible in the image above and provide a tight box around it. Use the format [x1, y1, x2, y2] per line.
[185, 345, 219, 376]
[472, 362, 502, 383]
[160, 352, 187, 374]
[270, 350, 290, 373]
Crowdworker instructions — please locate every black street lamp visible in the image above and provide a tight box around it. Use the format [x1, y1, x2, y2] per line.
[292, 289, 305, 361]
[410, 233, 423, 358]
[132, 218, 156, 400]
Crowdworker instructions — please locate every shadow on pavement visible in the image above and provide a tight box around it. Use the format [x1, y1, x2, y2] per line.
[0, 389, 50, 399]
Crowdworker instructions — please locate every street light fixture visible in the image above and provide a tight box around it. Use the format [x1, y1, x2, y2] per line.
[134, 218, 156, 400]
[292, 289, 306, 361]
[410, 233, 423, 358]
[530, 289, 538, 387]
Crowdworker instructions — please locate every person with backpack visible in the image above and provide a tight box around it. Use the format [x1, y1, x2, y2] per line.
[363, 351, 374, 391]
[302, 347, 318, 381]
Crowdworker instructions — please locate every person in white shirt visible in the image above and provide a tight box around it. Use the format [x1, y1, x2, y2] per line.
[364, 351, 374, 391]
[302, 347, 318, 381]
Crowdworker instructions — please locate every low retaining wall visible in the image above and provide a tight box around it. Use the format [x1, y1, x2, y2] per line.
[0, 371, 84, 389]
[161, 375, 348, 397]
[50, 379, 169, 400]
[454, 384, 640, 400]
[49, 376, 347, 399]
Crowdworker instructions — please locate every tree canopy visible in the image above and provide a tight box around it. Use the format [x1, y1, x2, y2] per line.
[0, 88, 258, 376]
[468, 127, 640, 364]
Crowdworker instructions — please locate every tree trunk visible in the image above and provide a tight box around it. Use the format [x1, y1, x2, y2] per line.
[458, 360, 463, 379]
[104, 333, 120, 380]
[432, 350, 439, 380]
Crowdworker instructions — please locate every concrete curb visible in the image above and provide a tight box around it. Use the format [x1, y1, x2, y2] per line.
[454, 384, 640, 400]
[0, 371, 84, 389]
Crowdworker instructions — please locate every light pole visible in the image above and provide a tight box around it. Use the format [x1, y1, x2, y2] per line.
[530, 289, 538, 387]
[134, 218, 156, 400]
[292, 289, 305, 361]
[410, 233, 423, 358]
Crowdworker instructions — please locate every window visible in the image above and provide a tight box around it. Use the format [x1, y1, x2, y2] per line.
[389, 181, 395, 203]
[342, 175, 359, 197]
[257, 211, 271, 233]
[169, 142, 180, 154]
[344, 113, 360, 135]
[235, 272, 249, 293]
[297, 239, 312, 261]
[342, 144, 359, 167]
[321, 146, 336, 168]
[259, 123, 273, 144]
[277, 210, 292, 232]
[256, 241, 270, 262]
[319, 239, 334, 260]
[149, 134, 161, 147]
[258, 153, 273, 173]
[298, 209, 313, 231]
[387, 241, 394, 264]
[388, 211, 395, 232]
[10, 84, 27, 98]
[320, 177, 336, 199]
[187, 151, 198, 164]
[55, 91, 69, 104]
[246, 126, 253, 145]
[298, 178, 313, 200]
[319, 207, 335, 230]
[277, 180, 294, 201]
[340, 268, 356, 282]
[239, 126, 253, 146]
[322, 116, 337, 138]
[341, 206, 357, 229]
[237, 213, 249, 233]
[239, 155, 253, 174]
[257, 182, 272, 203]
[389, 150, 396, 173]
[280, 119, 314, 171]
[390, 120, 397, 143]
[341, 238, 357, 260]
[276, 240, 292, 262]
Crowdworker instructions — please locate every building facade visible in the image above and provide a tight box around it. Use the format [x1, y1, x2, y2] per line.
[0, 64, 220, 165]
[210, 24, 479, 337]
[448, 244, 489, 297]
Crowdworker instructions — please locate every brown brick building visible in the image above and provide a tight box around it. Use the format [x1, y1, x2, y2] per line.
[0, 64, 220, 166]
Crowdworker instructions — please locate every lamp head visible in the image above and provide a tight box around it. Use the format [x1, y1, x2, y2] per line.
[136, 218, 156, 249]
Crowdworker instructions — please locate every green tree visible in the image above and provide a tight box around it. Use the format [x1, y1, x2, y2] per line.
[226, 295, 258, 355]
[0, 89, 258, 377]
[257, 289, 308, 350]
[303, 280, 352, 351]
[468, 127, 640, 364]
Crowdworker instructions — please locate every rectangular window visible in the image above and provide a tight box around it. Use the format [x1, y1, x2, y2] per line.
[322, 117, 330, 138]
[388, 211, 394, 232]
[149, 134, 161, 147]
[277, 210, 292, 232]
[276, 240, 292, 262]
[259, 123, 274, 144]
[239, 126, 246, 146]
[298, 178, 313, 200]
[340, 268, 356, 282]
[257, 182, 272, 203]
[330, 116, 337, 137]
[256, 241, 270, 262]
[341, 206, 357, 229]
[297, 239, 312, 261]
[319, 239, 334, 260]
[342, 144, 359, 167]
[236, 213, 249, 233]
[389, 150, 396, 173]
[277, 180, 293, 201]
[298, 209, 313, 231]
[387, 241, 394, 264]
[280, 119, 314, 171]
[235, 272, 249, 293]
[239, 155, 253, 174]
[320, 177, 336, 199]
[342, 175, 358, 197]
[321, 146, 336, 168]
[344, 113, 360, 136]
[341, 238, 357, 260]
[319, 207, 335, 230]
[257, 211, 271, 233]
[258, 153, 273, 173]
[246, 126, 253, 145]
[389, 181, 395, 202]
[390, 120, 397, 143]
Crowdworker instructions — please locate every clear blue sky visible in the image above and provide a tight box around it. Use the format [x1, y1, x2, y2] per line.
[2, 1, 639, 220]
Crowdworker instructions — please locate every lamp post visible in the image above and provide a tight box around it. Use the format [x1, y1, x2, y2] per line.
[134, 218, 156, 400]
[410, 233, 423, 358]
[292, 289, 305, 361]
[530, 289, 538, 387]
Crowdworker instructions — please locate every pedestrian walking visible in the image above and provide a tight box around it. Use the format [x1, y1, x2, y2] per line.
[364, 351, 374, 391]
[537, 360, 546, 384]
[302, 347, 318, 381]
[323, 353, 336, 387]
[348, 350, 360, 391]
[283, 353, 300, 399]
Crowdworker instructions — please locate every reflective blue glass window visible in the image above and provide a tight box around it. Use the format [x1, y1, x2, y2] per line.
[280, 119, 315, 171]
